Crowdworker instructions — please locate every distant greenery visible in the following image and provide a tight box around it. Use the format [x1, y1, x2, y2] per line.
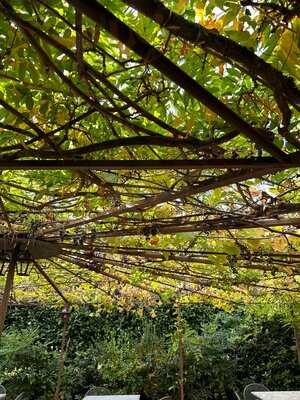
[1, 303, 300, 400]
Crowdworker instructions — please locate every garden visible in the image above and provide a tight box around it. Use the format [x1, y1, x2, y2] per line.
[0, 0, 299, 399]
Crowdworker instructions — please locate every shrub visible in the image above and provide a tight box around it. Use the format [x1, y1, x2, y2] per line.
[0, 329, 58, 400]
[1, 303, 300, 399]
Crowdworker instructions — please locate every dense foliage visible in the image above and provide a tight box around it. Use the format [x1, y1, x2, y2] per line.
[0, 0, 299, 309]
[1, 303, 300, 400]
[0, 2, 299, 397]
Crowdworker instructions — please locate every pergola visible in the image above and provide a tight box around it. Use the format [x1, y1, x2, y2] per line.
[0, 0, 299, 333]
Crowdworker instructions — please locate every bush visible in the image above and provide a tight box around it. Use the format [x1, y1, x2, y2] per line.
[0, 329, 58, 400]
[95, 324, 176, 398]
[1, 303, 300, 399]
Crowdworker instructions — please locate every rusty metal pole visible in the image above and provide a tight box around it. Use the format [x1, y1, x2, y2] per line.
[54, 303, 70, 400]
[294, 325, 300, 364]
[0, 256, 16, 336]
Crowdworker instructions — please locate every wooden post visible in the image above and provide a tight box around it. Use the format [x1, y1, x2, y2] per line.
[176, 302, 184, 400]
[294, 324, 300, 364]
[0, 258, 16, 335]
[178, 332, 185, 400]
[291, 303, 300, 364]
[54, 303, 70, 400]
[32, 262, 70, 400]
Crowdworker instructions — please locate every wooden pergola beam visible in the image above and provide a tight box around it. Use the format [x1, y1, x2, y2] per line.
[0, 158, 299, 170]
[69, 217, 300, 238]
[33, 261, 69, 304]
[121, 0, 300, 106]
[64, 0, 287, 161]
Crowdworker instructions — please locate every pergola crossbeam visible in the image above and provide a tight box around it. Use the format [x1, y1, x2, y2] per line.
[0, 158, 299, 171]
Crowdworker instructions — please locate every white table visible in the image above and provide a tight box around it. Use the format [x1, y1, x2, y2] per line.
[84, 395, 140, 400]
[253, 392, 300, 400]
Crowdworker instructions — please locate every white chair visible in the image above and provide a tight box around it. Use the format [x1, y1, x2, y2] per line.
[83, 394, 140, 400]
[244, 383, 269, 400]
[234, 391, 242, 400]
[15, 394, 27, 400]
[0, 385, 6, 400]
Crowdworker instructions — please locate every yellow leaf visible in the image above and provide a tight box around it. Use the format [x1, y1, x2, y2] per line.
[245, 239, 261, 251]
[137, 308, 144, 317]
[222, 242, 241, 256]
[56, 112, 66, 124]
[279, 29, 298, 64]
[195, 1, 205, 24]
[233, 18, 239, 31]
[175, 0, 188, 14]
[205, 17, 224, 31]
[276, 17, 300, 79]
[204, 107, 217, 122]
[272, 236, 287, 252]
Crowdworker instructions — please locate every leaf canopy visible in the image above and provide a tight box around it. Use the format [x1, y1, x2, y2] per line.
[0, 0, 299, 310]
